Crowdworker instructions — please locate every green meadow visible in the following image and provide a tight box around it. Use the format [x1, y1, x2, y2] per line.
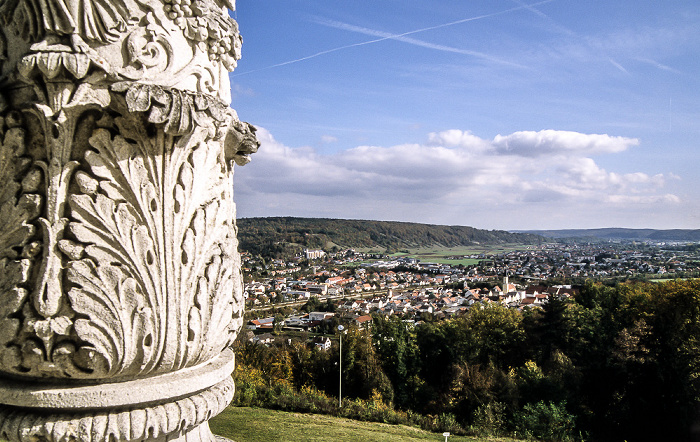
[382, 244, 534, 266]
[210, 406, 517, 442]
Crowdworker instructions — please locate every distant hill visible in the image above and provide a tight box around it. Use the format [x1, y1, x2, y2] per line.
[519, 228, 700, 242]
[238, 217, 544, 257]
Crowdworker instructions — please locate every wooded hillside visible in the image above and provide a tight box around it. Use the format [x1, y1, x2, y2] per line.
[522, 227, 700, 241]
[235, 279, 700, 441]
[237, 217, 544, 256]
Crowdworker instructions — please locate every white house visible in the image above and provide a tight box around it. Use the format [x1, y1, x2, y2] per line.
[313, 337, 332, 351]
[308, 311, 335, 322]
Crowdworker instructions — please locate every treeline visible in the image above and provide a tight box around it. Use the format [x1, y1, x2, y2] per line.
[237, 217, 544, 257]
[528, 228, 700, 241]
[233, 279, 700, 441]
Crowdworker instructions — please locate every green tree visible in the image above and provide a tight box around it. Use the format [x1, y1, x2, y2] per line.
[372, 316, 420, 408]
[461, 302, 526, 368]
[335, 327, 393, 403]
[273, 313, 285, 332]
[539, 295, 570, 360]
[300, 296, 322, 313]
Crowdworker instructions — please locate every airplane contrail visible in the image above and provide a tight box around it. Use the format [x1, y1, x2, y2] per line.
[608, 58, 630, 74]
[314, 18, 525, 68]
[510, 0, 576, 37]
[232, 0, 556, 77]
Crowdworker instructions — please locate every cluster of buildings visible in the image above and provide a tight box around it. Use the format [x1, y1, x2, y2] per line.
[481, 243, 698, 280]
[246, 276, 577, 329]
[242, 243, 699, 347]
[243, 243, 699, 308]
[244, 278, 579, 350]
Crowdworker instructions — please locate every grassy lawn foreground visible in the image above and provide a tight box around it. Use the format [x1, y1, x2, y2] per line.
[210, 406, 518, 442]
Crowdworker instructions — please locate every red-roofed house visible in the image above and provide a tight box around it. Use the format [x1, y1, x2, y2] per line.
[355, 315, 373, 329]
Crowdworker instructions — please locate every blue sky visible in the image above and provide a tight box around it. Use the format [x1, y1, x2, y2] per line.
[229, 0, 700, 230]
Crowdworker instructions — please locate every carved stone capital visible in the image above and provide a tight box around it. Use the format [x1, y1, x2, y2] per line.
[0, 0, 257, 437]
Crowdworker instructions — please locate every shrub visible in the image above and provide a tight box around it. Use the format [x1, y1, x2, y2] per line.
[233, 363, 466, 436]
[470, 401, 507, 437]
[513, 401, 577, 442]
[435, 413, 463, 435]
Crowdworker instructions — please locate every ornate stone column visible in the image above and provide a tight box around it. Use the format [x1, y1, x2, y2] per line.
[0, 0, 258, 439]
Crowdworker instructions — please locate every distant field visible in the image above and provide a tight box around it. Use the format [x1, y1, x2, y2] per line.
[419, 257, 482, 266]
[346, 244, 535, 268]
[210, 406, 515, 442]
[649, 277, 699, 283]
[391, 244, 533, 266]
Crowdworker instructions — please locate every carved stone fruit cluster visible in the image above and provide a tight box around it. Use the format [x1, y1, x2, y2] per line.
[163, 0, 242, 71]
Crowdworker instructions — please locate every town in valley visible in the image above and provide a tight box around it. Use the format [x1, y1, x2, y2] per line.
[242, 239, 700, 342]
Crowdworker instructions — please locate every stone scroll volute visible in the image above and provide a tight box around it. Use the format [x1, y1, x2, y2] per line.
[0, 0, 257, 439]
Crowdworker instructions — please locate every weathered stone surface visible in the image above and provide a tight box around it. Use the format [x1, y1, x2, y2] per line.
[0, 349, 235, 408]
[0, 0, 257, 438]
[0, 0, 241, 101]
[0, 377, 235, 441]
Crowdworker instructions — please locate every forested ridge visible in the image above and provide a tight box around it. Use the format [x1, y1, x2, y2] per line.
[235, 280, 700, 441]
[237, 217, 544, 256]
[524, 228, 700, 241]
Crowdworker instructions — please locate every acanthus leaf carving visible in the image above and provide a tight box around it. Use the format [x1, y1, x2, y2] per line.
[172, 133, 238, 364]
[0, 113, 44, 374]
[0, 122, 40, 259]
[66, 124, 163, 377]
[61, 102, 242, 377]
[0, 79, 251, 382]
[112, 82, 230, 135]
[18, 50, 92, 81]
[67, 258, 154, 377]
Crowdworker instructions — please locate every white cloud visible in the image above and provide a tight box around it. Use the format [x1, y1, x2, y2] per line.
[605, 194, 681, 204]
[427, 130, 491, 151]
[492, 130, 638, 157]
[234, 127, 680, 229]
